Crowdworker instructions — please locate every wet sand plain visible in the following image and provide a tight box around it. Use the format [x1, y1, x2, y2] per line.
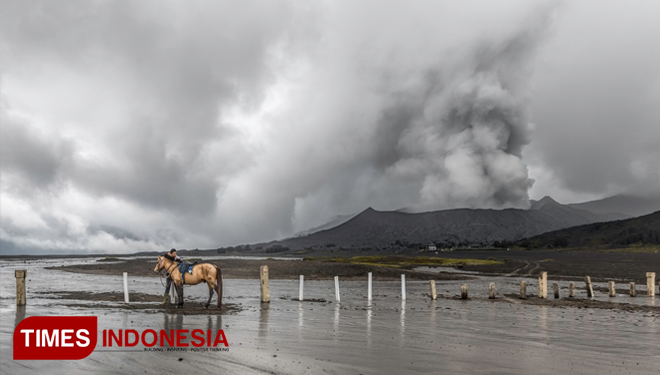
[1, 256, 659, 375]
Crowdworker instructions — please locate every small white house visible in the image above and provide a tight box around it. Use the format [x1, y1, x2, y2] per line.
[427, 243, 437, 251]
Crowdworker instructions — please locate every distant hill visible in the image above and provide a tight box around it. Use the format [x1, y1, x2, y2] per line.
[568, 194, 660, 218]
[272, 197, 625, 249]
[292, 212, 358, 237]
[518, 211, 660, 249]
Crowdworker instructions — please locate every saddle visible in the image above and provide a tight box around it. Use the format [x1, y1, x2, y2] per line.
[178, 262, 198, 284]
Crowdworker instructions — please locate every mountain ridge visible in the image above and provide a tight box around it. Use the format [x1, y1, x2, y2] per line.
[518, 210, 660, 249]
[273, 198, 627, 249]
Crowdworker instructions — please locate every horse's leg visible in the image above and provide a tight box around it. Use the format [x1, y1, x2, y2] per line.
[205, 283, 214, 309]
[176, 283, 184, 308]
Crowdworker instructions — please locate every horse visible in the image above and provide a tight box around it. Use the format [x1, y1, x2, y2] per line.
[154, 255, 222, 309]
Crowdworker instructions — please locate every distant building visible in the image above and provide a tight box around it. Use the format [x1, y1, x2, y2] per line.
[427, 243, 437, 251]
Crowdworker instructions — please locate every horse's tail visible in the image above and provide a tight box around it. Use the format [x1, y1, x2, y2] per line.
[215, 265, 223, 309]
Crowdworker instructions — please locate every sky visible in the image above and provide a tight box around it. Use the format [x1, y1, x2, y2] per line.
[1, 0, 659, 254]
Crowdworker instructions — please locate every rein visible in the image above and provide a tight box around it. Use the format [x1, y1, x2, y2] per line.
[165, 260, 177, 276]
[157, 257, 191, 287]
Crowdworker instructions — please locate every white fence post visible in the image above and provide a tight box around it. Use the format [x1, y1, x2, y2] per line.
[368, 272, 372, 301]
[334, 276, 340, 303]
[299, 275, 304, 301]
[123, 272, 129, 303]
[401, 274, 406, 301]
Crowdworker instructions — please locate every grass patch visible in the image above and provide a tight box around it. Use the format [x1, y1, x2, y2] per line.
[97, 256, 119, 262]
[599, 247, 660, 253]
[305, 255, 503, 268]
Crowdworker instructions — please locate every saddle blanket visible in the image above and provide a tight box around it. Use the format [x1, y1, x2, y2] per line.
[178, 263, 196, 284]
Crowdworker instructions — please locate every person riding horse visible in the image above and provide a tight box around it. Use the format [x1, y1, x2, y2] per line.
[163, 248, 181, 304]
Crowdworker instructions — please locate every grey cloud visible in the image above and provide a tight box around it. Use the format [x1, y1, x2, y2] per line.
[527, 0, 660, 199]
[87, 224, 143, 242]
[2, 0, 302, 216]
[0, 103, 74, 189]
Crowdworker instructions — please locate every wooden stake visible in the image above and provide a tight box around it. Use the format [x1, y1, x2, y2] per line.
[488, 282, 496, 299]
[538, 272, 548, 299]
[260, 265, 270, 303]
[461, 284, 468, 300]
[123, 272, 129, 303]
[647, 272, 656, 297]
[608, 281, 616, 297]
[15, 270, 26, 306]
[429, 280, 437, 300]
[553, 282, 559, 299]
[569, 282, 575, 298]
[299, 275, 304, 301]
[519, 281, 527, 299]
[584, 276, 594, 298]
[630, 282, 636, 297]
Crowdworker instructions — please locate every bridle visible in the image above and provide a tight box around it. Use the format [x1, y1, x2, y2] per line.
[156, 256, 176, 287]
[155, 256, 179, 285]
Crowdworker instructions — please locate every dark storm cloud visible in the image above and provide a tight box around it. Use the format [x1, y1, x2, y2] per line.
[2, 0, 658, 254]
[2, 0, 299, 215]
[1, 0, 310, 252]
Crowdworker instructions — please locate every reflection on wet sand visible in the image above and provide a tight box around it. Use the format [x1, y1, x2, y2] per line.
[646, 296, 656, 307]
[399, 300, 406, 351]
[163, 313, 184, 332]
[366, 301, 372, 349]
[460, 300, 468, 323]
[122, 311, 130, 329]
[15, 305, 26, 329]
[206, 314, 221, 333]
[400, 300, 406, 341]
[259, 303, 269, 340]
[538, 305, 548, 335]
[333, 303, 340, 342]
[429, 300, 437, 329]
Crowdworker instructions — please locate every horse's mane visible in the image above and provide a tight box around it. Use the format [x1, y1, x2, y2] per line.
[164, 254, 175, 261]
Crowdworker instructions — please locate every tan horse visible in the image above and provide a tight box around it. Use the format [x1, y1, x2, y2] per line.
[154, 255, 222, 309]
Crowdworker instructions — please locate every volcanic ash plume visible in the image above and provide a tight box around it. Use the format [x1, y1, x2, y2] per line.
[371, 31, 546, 212]
[284, 6, 556, 233]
